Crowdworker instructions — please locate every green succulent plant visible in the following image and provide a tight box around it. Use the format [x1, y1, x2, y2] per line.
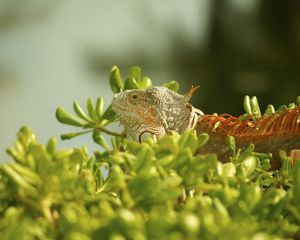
[0, 66, 300, 240]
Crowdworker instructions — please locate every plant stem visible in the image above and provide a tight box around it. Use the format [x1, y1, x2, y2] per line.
[95, 126, 127, 137]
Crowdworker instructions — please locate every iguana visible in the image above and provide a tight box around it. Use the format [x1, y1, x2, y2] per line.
[112, 86, 300, 168]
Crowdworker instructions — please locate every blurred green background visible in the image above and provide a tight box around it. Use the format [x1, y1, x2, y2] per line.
[1, 0, 300, 160]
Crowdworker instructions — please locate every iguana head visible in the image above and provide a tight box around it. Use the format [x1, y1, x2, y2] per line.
[112, 86, 203, 141]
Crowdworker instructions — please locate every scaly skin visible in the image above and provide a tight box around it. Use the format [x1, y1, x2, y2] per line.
[112, 86, 300, 168]
[112, 86, 203, 141]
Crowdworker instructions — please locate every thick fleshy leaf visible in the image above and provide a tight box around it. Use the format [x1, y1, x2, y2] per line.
[95, 97, 104, 120]
[140, 76, 152, 89]
[73, 100, 91, 122]
[109, 65, 124, 93]
[56, 107, 85, 127]
[87, 98, 97, 121]
[250, 96, 261, 120]
[243, 95, 252, 115]
[124, 77, 139, 90]
[128, 66, 141, 82]
[164, 80, 179, 92]
[93, 131, 109, 150]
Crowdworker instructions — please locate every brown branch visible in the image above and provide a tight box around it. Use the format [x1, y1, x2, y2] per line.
[95, 126, 127, 137]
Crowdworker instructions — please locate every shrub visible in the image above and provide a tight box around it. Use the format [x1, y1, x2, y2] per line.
[1, 66, 300, 240]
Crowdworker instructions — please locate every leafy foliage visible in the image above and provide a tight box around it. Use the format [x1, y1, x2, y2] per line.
[1, 66, 300, 239]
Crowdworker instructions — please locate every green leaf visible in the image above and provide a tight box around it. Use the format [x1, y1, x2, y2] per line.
[178, 129, 198, 153]
[61, 130, 91, 140]
[279, 150, 293, 173]
[73, 100, 91, 122]
[227, 135, 236, 157]
[56, 107, 85, 127]
[101, 105, 116, 123]
[288, 102, 296, 109]
[109, 65, 124, 93]
[133, 144, 154, 173]
[9, 163, 41, 185]
[53, 148, 74, 160]
[6, 147, 24, 163]
[296, 96, 300, 106]
[197, 133, 209, 148]
[250, 96, 261, 120]
[128, 66, 141, 82]
[87, 98, 97, 121]
[157, 155, 175, 167]
[222, 162, 236, 177]
[1, 164, 37, 194]
[276, 105, 288, 112]
[93, 131, 109, 150]
[240, 156, 256, 177]
[124, 77, 139, 90]
[108, 165, 126, 189]
[239, 144, 255, 160]
[95, 97, 104, 120]
[95, 167, 104, 189]
[46, 137, 57, 154]
[139, 76, 152, 89]
[164, 80, 179, 92]
[252, 152, 272, 160]
[86, 157, 95, 170]
[243, 95, 252, 115]
[179, 213, 200, 234]
[17, 126, 36, 149]
[239, 113, 249, 121]
[264, 104, 275, 116]
[293, 161, 300, 205]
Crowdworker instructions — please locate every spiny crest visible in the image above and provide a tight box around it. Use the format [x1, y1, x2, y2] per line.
[199, 106, 300, 139]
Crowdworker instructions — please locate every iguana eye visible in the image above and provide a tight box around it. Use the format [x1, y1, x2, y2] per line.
[131, 94, 138, 100]
[128, 93, 139, 105]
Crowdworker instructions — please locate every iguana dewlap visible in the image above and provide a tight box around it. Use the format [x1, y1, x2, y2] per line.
[112, 86, 300, 168]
